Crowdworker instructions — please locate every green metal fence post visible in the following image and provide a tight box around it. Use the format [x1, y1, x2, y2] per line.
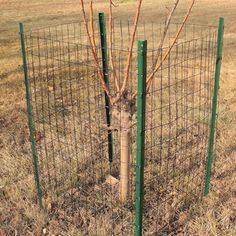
[19, 22, 43, 208]
[204, 17, 224, 196]
[135, 40, 147, 236]
[98, 12, 114, 163]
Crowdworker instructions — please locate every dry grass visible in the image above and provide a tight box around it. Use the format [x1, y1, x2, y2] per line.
[1, 0, 236, 235]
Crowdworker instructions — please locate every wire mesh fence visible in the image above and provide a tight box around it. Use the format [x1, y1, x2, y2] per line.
[143, 23, 218, 235]
[20, 15, 222, 235]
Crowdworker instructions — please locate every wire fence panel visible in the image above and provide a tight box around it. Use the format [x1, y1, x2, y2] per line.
[22, 17, 219, 235]
[143, 26, 218, 235]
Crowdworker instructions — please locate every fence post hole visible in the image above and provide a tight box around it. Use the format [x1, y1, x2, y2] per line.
[19, 22, 43, 208]
[135, 40, 147, 236]
[98, 12, 114, 163]
[204, 17, 224, 196]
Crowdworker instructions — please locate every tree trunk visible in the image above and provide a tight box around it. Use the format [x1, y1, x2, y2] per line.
[119, 110, 131, 203]
[111, 92, 135, 204]
[120, 127, 130, 203]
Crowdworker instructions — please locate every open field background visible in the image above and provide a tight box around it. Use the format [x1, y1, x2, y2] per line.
[1, 0, 236, 235]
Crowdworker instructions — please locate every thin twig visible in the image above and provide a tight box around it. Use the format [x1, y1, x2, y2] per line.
[153, 0, 180, 69]
[110, 0, 118, 7]
[145, 0, 195, 93]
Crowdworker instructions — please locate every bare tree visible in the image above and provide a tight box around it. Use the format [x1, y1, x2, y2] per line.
[79, 0, 195, 203]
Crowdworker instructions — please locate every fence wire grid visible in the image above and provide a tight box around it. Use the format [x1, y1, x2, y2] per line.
[22, 17, 219, 235]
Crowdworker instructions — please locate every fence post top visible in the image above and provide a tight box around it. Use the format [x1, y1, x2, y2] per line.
[99, 12, 105, 17]
[219, 17, 224, 22]
[19, 22, 25, 32]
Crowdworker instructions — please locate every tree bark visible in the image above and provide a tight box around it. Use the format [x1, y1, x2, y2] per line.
[120, 120, 131, 203]
[112, 94, 134, 203]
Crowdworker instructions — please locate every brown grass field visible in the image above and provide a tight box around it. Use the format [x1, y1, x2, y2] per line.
[1, 0, 236, 235]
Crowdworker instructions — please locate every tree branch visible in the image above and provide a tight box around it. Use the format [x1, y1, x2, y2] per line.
[119, 0, 143, 96]
[109, 0, 120, 92]
[153, 0, 180, 69]
[80, 0, 112, 100]
[90, 0, 97, 56]
[146, 0, 195, 93]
